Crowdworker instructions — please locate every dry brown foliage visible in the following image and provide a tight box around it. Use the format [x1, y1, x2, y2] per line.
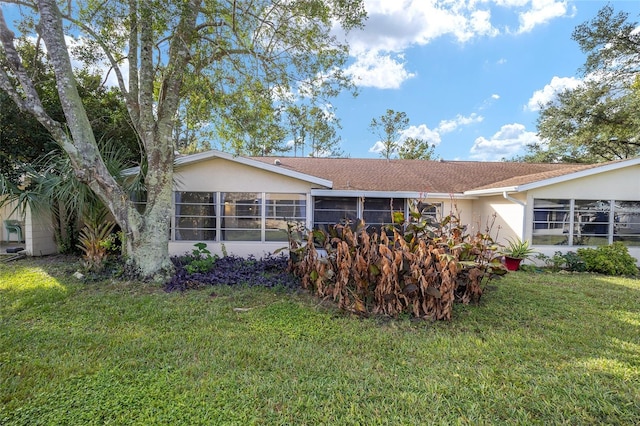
[288, 211, 505, 321]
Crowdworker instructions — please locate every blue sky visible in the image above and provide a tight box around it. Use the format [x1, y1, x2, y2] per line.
[331, 0, 640, 161]
[2, 1, 638, 162]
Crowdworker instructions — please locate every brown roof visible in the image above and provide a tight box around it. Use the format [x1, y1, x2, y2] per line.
[249, 157, 601, 193]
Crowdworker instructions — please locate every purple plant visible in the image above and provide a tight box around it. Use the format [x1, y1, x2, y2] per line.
[166, 253, 300, 292]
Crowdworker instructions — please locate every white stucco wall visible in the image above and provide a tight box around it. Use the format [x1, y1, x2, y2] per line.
[1, 198, 57, 256]
[174, 158, 319, 193]
[470, 194, 526, 244]
[24, 207, 58, 256]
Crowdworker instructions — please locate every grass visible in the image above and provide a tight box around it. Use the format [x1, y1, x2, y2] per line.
[1, 256, 639, 425]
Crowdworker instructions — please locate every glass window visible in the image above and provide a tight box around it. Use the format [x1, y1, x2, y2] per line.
[174, 192, 217, 241]
[265, 193, 307, 242]
[363, 198, 405, 231]
[614, 201, 640, 246]
[573, 200, 611, 246]
[313, 197, 358, 228]
[532, 199, 570, 245]
[221, 192, 262, 241]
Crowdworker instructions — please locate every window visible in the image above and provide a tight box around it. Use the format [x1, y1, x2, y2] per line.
[413, 201, 442, 224]
[173, 191, 307, 242]
[572, 200, 611, 246]
[532, 199, 570, 245]
[313, 197, 358, 228]
[614, 201, 640, 246]
[221, 192, 262, 241]
[363, 198, 405, 231]
[174, 192, 217, 241]
[265, 193, 307, 242]
[532, 198, 640, 247]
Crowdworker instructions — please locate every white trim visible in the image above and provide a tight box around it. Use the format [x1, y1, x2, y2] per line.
[464, 186, 517, 196]
[518, 158, 640, 191]
[123, 150, 334, 188]
[310, 189, 465, 199]
[465, 158, 640, 195]
[176, 150, 333, 187]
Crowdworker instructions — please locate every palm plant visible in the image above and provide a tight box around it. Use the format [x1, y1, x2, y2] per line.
[0, 141, 143, 254]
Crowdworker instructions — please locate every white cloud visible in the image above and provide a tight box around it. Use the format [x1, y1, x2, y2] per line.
[344, 0, 573, 56]
[345, 51, 416, 89]
[470, 123, 540, 161]
[526, 75, 583, 111]
[400, 124, 442, 145]
[437, 113, 484, 134]
[368, 141, 387, 154]
[346, 0, 499, 55]
[368, 113, 482, 153]
[338, 1, 574, 90]
[517, 0, 575, 34]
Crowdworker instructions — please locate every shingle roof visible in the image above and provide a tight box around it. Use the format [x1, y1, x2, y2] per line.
[249, 157, 600, 193]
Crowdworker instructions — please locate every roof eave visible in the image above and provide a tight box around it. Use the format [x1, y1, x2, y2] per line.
[464, 187, 518, 196]
[124, 150, 334, 188]
[311, 189, 470, 198]
[517, 157, 640, 192]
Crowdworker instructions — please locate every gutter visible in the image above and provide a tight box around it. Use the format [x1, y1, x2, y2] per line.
[503, 191, 527, 243]
[503, 191, 525, 206]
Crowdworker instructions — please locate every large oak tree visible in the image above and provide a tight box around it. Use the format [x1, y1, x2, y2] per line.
[526, 5, 640, 163]
[0, 0, 365, 280]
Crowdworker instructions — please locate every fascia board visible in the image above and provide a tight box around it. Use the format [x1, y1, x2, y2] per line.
[123, 149, 333, 188]
[517, 158, 640, 192]
[311, 189, 467, 199]
[464, 158, 640, 195]
[464, 187, 518, 196]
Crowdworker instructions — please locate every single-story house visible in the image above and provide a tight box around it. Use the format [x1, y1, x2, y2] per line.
[6, 149, 640, 264]
[169, 150, 640, 263]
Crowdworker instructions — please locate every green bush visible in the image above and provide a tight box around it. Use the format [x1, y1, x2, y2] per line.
[577, 242, 639, 276]
[184, 242, 218, 274]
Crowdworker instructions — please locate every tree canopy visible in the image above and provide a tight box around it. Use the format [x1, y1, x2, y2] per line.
[369, 109, 435, 160]
[524, 5, 640, 163]
[0, 0, 366, 280]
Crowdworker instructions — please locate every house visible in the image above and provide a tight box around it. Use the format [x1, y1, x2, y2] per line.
[6, 149, 640, 264]
[169, 150, 640, 263]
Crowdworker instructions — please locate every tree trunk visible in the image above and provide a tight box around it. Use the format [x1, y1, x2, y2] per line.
[127, 201, 173, 281]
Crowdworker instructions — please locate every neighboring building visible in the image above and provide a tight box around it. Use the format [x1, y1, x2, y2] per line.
[168, 150, 640, 263]
[1, 198, 57, 256]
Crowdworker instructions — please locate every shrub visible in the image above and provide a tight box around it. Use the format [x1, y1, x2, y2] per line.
[577, 242, 639, 276]
[77, 221, 116, 272]
[288, 210, 506, 321]
[536, 251, 586, 272]
[184, 242, 218, 274]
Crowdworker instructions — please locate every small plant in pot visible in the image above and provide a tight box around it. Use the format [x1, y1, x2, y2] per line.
[500, 237, 537, 271]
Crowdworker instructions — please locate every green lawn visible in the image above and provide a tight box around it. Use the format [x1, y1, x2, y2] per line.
[1, 257, 639, 425]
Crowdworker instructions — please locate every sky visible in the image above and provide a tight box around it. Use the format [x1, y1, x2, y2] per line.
[2, 1, 639, 162]
[330, 0, 640, 161]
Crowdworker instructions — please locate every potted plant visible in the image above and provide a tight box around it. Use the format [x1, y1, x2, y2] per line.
[500, 237, 537, 271]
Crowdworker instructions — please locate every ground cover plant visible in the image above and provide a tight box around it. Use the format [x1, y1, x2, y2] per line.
[1, 256, 639, 424]
[167, 246, 298, 291]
